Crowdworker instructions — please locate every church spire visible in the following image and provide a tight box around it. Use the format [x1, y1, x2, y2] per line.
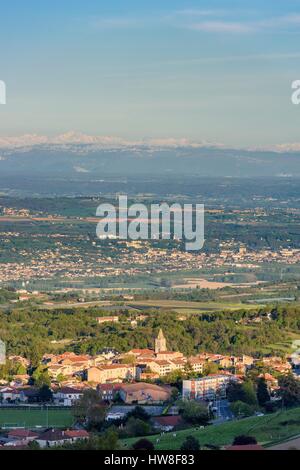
[155, 328, 167, 353]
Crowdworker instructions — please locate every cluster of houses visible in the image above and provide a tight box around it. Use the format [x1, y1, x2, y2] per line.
[0, 330, 294, 408]
[0, 428, 89, 449]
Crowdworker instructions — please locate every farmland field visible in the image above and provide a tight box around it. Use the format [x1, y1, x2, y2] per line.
[128, 300, 260, 313]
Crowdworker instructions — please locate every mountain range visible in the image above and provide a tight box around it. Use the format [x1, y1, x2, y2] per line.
[0, 132, 300, 178]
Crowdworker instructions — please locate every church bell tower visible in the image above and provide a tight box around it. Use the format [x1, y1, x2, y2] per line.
[155, 329, 167, 353]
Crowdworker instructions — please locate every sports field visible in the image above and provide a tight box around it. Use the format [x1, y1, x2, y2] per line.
[0, 408, 73, 428]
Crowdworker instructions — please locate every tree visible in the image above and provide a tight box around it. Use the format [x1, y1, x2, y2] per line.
[230, 401, 255, 418]
[132, 438, 155, 451]
[256, 378, 270, 407]
[60, 430, 119, 450]
[126, 406, 150, 422]
[232, 435, 257, 445]
[180, 436, 200, 451]
[227, 381, 244, 402]
[39, 384, 53, 402]
[56, 373, 66, 383]
[73, 389, 107, 430]
[28, 440, 40, 450]
[31, 366, 51, 388]
[124, 417, 151, 437]
[278, 374, 300, 407]
[241, 380, 258, 406]
[203, 362, 219, 376]
[178, 400, 209, 426]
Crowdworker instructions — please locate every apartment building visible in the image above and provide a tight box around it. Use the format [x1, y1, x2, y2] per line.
[182, 374, 236, 400]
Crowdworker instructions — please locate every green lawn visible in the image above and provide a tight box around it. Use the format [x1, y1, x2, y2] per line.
[121, 407, 300, 450]
[0, 408, 74, 429]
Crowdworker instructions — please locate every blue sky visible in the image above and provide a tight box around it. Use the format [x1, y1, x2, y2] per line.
[1, 0, 300, 145]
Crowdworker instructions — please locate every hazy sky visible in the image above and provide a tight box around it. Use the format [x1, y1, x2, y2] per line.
[1, 0, 300, 145]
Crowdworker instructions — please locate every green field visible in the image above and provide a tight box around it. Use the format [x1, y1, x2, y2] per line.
[121, 407, 300, 450]
[0, 408, 74, 429]
[128, 300, 260, 313]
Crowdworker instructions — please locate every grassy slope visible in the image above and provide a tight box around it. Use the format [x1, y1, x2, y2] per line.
[121, 407, 300, 450]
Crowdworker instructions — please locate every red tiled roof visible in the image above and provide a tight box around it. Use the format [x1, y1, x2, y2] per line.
[64, 430, 89, 438]
[153, 415, 182, 427]
[8, 429, 39, 439]
[97, 383, 122, 391]
[58, 387, 84, 394]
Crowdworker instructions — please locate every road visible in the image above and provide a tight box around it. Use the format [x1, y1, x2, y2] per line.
[212, 399, 234, 424]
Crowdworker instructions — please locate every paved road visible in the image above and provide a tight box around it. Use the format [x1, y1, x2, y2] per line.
[269, 436, 300, 450]
[212, 399, 234, 424]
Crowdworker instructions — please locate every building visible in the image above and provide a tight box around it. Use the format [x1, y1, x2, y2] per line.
[97, 316, 119, 324]
[127, 348, 155, 358]
[36, 429, 89, 448]
[86, 364, 136, 384]
[53, 387, 84, 406]
[97, 383, 122, 401]
[7, 429, 39, 444]
[152, 415, 183, 431]
[187, 358, 205, 374]
[182, 374, 236, 400]
[155, 351, 184, 361]
[119, 382, 172, 404]
[155, 329, 167, 354]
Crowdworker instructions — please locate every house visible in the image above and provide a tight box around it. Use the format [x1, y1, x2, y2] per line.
[127, 348, 155, 358]
[0, 387, 22, 403]
[10, 374, 30, 386]
[155, 351, 184, 361]
[8, 429, 39, 444]
[139, 371, 159, 380]
[53, 387, 84, 406]
[258, 373, 279, 392]
[19, 388, 40, 403]
[86, 364, 136, 384]
[145, 360, 175, 376]
[97, 383, 122, 401]
[216, 356, 235, 369]
[64, 429, 90, 443]
[105, 411, 126, 421]
[119, 382, 172, 404]
[152, 415, 183, 431]
[187, 357, 205, 374]
[36, 429, 89, 448]
[8, 355, 30, 368]
[97, 316, 119, 324]
[262, 357, 292, 374]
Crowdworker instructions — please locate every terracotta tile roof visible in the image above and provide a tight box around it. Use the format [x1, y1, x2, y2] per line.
[64, 430, 89, 438]
[153, 415, 182, 427]
[8, 429, 39, 439]
[58, 387, 84, 394]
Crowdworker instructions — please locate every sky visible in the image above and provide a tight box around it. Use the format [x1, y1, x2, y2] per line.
[1, 0, 300, 146]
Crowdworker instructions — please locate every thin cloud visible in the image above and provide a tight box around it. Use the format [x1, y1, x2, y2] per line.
[86, 10, 300, 34]
[89, 16, 142, 30]
[175, 10, 300, 34]
[189, 21, 254, 33]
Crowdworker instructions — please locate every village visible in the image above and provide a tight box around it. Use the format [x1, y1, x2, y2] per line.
[0, 328, 297, 449]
